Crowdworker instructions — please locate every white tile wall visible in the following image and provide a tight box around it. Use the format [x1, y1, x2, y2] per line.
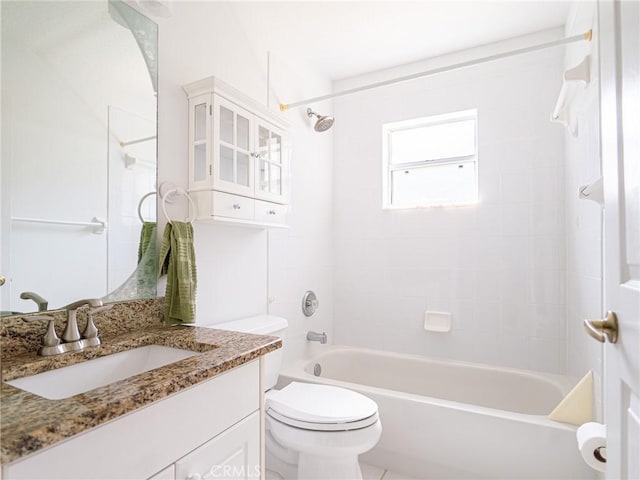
[267, 123, 335, 366]
[332, 39, 568, 373]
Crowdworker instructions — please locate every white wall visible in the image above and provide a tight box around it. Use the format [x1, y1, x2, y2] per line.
[332, 31, 568, 374]
[157, 2, 333, 367]
[564, 2, 603, 414]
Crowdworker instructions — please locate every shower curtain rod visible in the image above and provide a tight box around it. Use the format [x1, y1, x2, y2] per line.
[279, 30, 592, 112]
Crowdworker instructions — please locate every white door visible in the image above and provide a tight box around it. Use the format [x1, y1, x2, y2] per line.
[598, 1, 640, 478]
[188, 93, 212, 191]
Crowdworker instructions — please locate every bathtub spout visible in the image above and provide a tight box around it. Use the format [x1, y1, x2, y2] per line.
[306, 331, 327, 344]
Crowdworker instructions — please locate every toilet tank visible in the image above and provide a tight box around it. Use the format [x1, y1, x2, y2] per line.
[214, 315, 288, 390]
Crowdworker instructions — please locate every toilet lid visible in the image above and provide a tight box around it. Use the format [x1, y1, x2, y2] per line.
[266, 382, 378, 430]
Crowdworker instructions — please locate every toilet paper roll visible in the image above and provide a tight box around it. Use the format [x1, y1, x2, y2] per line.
[576, 422, 607, 472]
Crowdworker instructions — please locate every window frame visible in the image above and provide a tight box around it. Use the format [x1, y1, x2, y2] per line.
[382, 109, 479, 209]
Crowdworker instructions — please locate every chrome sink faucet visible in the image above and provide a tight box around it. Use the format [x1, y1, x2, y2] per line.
[62, 298, 103, 343]
[22, 298, 110, 356]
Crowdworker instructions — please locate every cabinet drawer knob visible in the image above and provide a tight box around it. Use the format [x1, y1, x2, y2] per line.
[232, 203, 241, 210]
[268, 209, 277, 215]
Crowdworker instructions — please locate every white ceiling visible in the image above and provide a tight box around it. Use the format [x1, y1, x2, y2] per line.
[229, 1, 572, 80]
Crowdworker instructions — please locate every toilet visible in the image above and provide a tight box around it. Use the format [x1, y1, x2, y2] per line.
[214, 315, 382, 480]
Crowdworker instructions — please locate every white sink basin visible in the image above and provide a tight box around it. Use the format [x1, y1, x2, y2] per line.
[6, 345, 198, 400]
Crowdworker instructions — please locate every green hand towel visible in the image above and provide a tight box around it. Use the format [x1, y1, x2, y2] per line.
[158, 221, 197, 324]
[138, 221, 156, 263]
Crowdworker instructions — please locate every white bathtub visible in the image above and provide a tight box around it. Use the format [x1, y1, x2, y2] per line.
[277, 346, 595, 480]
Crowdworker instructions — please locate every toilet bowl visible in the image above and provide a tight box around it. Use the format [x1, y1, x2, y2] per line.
[213, 315, 382, 480]
[265, 382, 382, 480]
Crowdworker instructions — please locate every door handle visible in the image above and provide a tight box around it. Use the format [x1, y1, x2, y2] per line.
[584, 311, 618, 344]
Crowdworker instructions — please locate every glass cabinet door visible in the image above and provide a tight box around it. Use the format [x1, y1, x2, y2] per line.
[188, 94, 211, 189]
[213, 96, 254, 196]
[255, 120, 286, 203]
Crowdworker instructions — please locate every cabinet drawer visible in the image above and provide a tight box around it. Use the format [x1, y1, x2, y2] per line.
[212, 191, 254, 220]
[254, 200, 288, 224]
[175, 412, 260, 480]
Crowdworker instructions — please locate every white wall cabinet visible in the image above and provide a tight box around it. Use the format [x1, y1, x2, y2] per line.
[3, 361, 262, 480]
[184, 77, 290, 228]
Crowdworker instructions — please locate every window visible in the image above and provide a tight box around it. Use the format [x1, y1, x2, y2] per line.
[382, 109, 478, 208]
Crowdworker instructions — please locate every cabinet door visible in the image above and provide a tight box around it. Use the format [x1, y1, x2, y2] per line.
[188, 94, 212, 191]
[254, 120, 287, 204]
[175, 412, 260, 480]
[213, 95, 254, 196]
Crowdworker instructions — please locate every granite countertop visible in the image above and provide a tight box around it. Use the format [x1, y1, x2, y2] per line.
[0, 325, 281, 465]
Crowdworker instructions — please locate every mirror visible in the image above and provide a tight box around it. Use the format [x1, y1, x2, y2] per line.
[0, 1, 158, 316]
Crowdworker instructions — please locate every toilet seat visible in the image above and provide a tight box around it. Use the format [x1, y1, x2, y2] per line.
[266, 382, 379, 432]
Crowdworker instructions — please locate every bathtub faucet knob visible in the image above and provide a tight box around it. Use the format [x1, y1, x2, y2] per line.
[302, 291, 319, 317]
[306, 331, 327, 344]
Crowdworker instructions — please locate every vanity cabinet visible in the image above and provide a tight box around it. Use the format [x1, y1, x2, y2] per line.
[184, 77, 290, 228]
[175, 412, 259, 480]
[3, 361, 262, 480]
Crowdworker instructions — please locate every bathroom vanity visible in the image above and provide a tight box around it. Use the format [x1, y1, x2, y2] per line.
[0, 307, 280, 480]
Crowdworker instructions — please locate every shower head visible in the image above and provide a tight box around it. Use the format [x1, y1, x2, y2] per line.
[307, 108, 334, 132]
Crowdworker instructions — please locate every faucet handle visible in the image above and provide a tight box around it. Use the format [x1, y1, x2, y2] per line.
[302, 291, 319, 317]
[20, 291, 49, 312]
[83, 304, 113, 339]
[22, 315, 61, 347]
[64, 298, 103, 310]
